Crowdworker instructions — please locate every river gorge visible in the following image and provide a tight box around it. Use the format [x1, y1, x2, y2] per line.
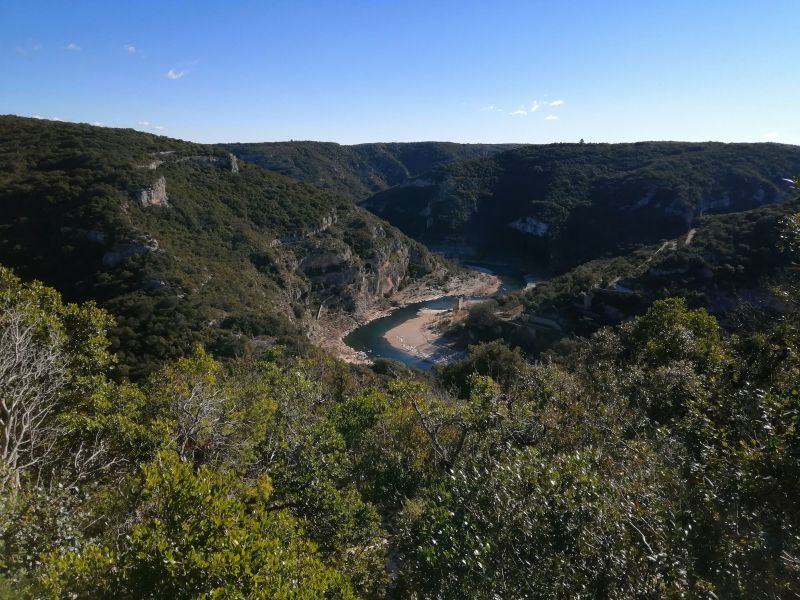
[345, 264, 530, 369]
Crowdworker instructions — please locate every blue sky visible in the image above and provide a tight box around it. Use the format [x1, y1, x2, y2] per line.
[2, 0, 798, 144]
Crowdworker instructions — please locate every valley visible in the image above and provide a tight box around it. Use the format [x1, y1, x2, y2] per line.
[5, 3, 800, 597]
[2, 114, 800, 599]
[4, 116, 798, 373]
[344, 265, 524, 368]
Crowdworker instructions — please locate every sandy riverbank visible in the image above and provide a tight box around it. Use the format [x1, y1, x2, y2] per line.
[382, 308, 449, 360]
[308, 268, 500, 364]
[381, 296, 490, 364]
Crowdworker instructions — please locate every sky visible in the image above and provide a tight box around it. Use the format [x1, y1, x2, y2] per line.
[1, 0, 798, 145]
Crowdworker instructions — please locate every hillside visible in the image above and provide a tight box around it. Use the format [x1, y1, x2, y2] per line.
[223, 140, 516, 201]
[456, 199, 799, 356]
[362, 141, 800, 270]
[2, 120, 799, 598]
[0, 116, 458, 378]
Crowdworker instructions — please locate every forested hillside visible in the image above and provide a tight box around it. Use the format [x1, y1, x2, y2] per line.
[1, 232, 799, 598]
[0, 116, 447, 378]
[459, 199, 800, 355]
[1, 115, 799, 598]
[224, 141, 516, 201]
[363, 141, 800, 269]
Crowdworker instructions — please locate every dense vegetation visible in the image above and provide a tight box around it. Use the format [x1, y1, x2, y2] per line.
[0, 117, 443, 379]
[225, 141, 516, 201]
[1, 235, 799, 597]
[362, 141, 800, 269]
[460, 199, 800, 356]
[1, 115, 799, 597]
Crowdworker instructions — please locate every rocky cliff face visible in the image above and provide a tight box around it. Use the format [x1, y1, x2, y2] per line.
[138, 176, 168, 207]
[295, 218, 432, 319]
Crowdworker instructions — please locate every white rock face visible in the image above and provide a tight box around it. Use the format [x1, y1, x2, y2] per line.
[228, 153, 239, 173]
[139, 176, 168, 207]
[509, 216, 549, 237]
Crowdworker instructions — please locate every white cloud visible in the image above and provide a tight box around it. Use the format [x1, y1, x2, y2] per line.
[124, 44, 137, 53]
[15, 43, 42, 56]
[509, 107, 528, 116]
[549, 100, 565, 107]
[762, 131, 780, 141]
[544, 115, 559, 121]
[164, 68, 186, 80]
[66, 42, 81, 51]
[90, 121, 105, 127]
[530, 101, 542, 112]
[137, 120, 166, 132]
[481, 104, 503, 112]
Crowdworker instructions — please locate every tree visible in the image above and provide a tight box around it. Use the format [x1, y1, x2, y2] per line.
[396, 446, 691, 599]
[146, 347, 276, 469]
[42, 452, 355, 599]
[0, 266, 115, 490]
[625, 297, 725, 372]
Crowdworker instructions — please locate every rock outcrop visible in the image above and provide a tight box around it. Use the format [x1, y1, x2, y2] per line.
[138, 176, 168, 207]
[228, 153, 239, 173]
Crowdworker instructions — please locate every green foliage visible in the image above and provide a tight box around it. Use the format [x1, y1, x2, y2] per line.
[42, 452, 355, 599]
[0, 116, 441, 379]
[365, 141, 800, 270]
[146, 346, 276, 469]
[464, 199, 799, 357]
[2, 140, 800, 598]
[225, 141, 516, 201]
[437, 340, 527, 398]
[625, 297, 724, 370]
[397, 446, 690, 599]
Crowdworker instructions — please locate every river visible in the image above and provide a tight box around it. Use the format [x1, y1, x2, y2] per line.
[344, 263, 531, 370]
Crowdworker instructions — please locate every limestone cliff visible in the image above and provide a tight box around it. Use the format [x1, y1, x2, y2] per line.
[138, 176, 168, 207]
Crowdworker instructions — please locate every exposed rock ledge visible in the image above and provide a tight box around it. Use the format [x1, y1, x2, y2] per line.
[139, 176, 169, 207]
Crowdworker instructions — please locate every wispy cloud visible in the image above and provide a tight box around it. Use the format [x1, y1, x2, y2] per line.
[762, 131, 780, 141]
[544, 115, 559, 121]
[137, 120, 166, 132]
[15, 42, 42, 56]
[510, 106, 528, 116]
[481, 104, 503, 112]
[530, 101, 542, 112]
[549, 99, 565, 107]
[124, 44, 138, 53]
[66, 42, 81, 51]
[33, 115, 65, 121]
[90, 121, 105, 127]
[164, 68, 186, 80]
